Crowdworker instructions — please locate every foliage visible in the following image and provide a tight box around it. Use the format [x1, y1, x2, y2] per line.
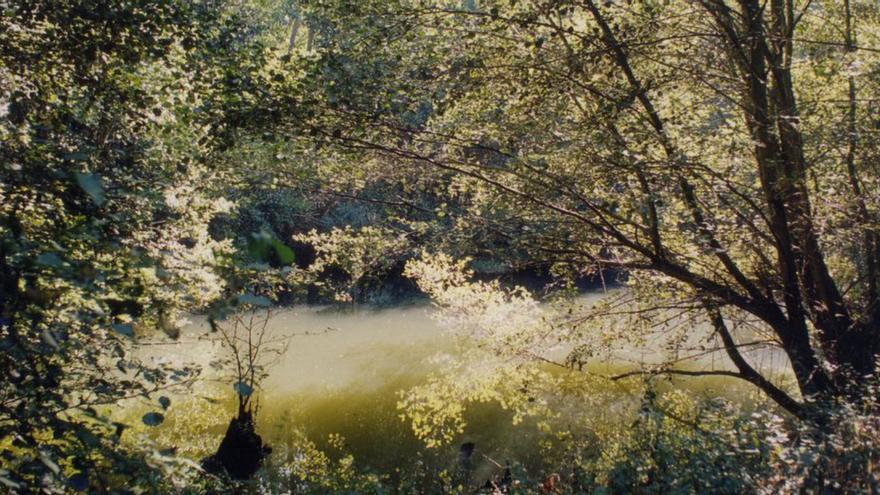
[294, 226, 411, 301]
[584, 390, 771, 494]
[257, 432, 388, 495]
[5, 0, 880, 491]
[0, 0, 275, 490]
[762, 386, 880, 493]
[261, 0, 880, 421]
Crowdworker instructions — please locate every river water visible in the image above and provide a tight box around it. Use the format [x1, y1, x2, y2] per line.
[127, 297, 783, 485]
[131, 303, 552, 480]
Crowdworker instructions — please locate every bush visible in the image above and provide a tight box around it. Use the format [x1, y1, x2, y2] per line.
[762, 400, 880, 494]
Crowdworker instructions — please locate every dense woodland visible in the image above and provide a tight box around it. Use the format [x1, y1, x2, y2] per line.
[2, 0, 880, 493]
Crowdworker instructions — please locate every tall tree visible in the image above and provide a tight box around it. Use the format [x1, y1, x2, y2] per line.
[265, 0, 880, 419]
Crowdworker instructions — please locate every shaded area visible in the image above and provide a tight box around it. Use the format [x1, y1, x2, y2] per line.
[203, 409, 272, 480]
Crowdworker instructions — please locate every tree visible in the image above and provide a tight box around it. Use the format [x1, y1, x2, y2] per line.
[0, 0, 270, 490]
[262, 0, 880, 420]
[202, 305, 286, 479]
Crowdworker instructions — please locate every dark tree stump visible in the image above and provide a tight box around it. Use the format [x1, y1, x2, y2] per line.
[202, 410, 271, 480]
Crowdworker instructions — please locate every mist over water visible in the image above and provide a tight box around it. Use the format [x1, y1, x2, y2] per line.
[133, 303, 558, 479]
[259, 305, 447, 394]
[129, 296, 779, 483]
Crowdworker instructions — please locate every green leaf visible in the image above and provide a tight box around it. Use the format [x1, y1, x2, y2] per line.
[142, 412, 164, 426]
[234, 381, 253, 397]
[247, 230, 295, 264]
[271, 238, 296, 264]
[74, 172, 106, 206]
[246, 235, 271, 261]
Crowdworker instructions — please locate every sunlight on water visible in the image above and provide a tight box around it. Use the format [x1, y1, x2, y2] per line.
[128, 303, 567, 478]
[259, 305, 447, 393]
[126, 297, 776, 481]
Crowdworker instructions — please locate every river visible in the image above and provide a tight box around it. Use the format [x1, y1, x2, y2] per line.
[123, 295, 784, 487]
